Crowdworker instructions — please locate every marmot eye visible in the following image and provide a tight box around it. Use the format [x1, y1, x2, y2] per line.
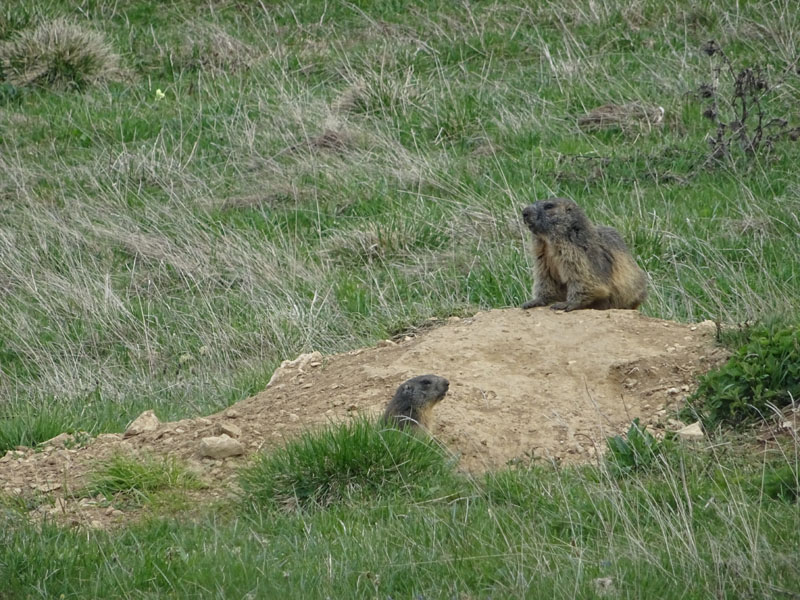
[420, 379, 431, 385]
[543, 202, 555, 210]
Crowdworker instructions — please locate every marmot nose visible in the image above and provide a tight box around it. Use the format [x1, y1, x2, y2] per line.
[522, 205, 534, 219]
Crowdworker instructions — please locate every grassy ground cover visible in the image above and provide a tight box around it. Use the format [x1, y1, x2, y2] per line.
[1, 0, 799, 596]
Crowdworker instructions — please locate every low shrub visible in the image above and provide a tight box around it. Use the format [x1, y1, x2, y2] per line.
[685, 326, 800, 427]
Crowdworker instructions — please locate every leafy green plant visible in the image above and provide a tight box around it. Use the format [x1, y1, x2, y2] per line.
[239, 418, 461, 511]
[606, 419, 672, 475]
[684, 326, 800, 427]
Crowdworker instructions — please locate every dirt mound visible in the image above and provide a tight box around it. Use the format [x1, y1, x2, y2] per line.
[1, 309, 728, 527]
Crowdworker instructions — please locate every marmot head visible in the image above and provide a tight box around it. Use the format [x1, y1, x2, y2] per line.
[395, 374, 449, 407]
[522, 197, 590, 237]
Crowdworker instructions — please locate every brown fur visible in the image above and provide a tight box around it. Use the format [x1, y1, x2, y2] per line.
[521, 197, 647, 311]
[382, 375, 450, 430]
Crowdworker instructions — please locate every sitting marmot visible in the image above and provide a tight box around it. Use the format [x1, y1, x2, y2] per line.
[521, 197, 647, 311]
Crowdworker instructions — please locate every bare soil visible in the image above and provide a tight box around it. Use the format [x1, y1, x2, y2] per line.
[1, 308, 729, 527]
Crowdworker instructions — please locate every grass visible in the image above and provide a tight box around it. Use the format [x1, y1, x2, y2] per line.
[1, 0, 800, 596]
[239, 418, 462, 510]
[2, 434, 799, 598]
[87, 452, 203, 507]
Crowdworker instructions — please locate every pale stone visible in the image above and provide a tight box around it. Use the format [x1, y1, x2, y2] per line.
[676, 421, 704, 441]
[198, 434, 244, 459]
[123, 410, 160, 438]
[666, 418, 687, 430]
[215, 423, 242, 438]
[267, 351, 323, 386]
[42, 432, 74, 448]
[36, 482, 62, 493]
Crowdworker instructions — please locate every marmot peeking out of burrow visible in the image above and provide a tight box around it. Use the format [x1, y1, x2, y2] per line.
[382, 375, 450, 430]
[521, 197, 647, 312]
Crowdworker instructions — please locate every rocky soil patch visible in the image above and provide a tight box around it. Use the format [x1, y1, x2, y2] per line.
[1, 308, 730, 527]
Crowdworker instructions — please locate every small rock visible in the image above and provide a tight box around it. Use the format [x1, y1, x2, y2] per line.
[36, 482, 62, 493]
[666, 418, 687, 430]
[448, 316, 461, 323]
[42, 432, 74, 448]
[225, 409, 240, 419]
[89, 520, 104, 529]
[123, 410, 160, 438]
[377, 339, 396, 348]
[216, 423, 242, 438]
[780, 421, 795, 432]
[676, 421, 704, 442]
[330, 384, 340, 390]
[346, 404, 358, 412]
[267, 351, 323, 386]
[309, 361, 322, 367]
[288, 413, 300, 422]
[666, 387, 679, 395]
[302, 383, 313, 389]
[404, 336, 413, 342]
[198, 434, 244, 459]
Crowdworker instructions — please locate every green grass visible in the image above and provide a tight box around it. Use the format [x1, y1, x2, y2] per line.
[2, 433, 799, 598]
[239, 418, 462, 510]
[87, 452, 203, 507]
[2, 0, 800, 595]
[2, 0, 800, 449]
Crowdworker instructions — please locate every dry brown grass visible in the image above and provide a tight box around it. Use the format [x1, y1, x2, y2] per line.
[0, 18, 124, 90]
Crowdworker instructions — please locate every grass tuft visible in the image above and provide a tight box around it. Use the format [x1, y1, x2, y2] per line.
[239, 418, 461, 510]
[88, 453, 202, 505]
[0, 18, 123, 90]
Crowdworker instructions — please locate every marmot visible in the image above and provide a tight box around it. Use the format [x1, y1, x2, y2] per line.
[521, 197, 647, 311]
[382, 375, 450, 430]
